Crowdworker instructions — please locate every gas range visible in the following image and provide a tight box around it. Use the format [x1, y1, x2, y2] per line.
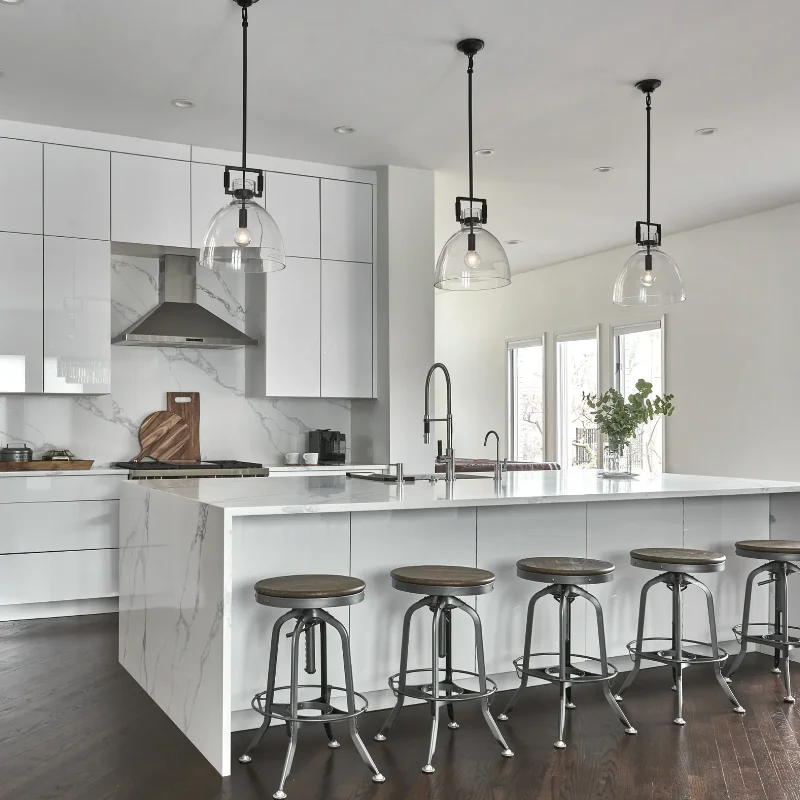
[114, 460, 270, 480]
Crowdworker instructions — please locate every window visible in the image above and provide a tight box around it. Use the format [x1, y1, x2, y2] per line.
[557, 330, 598, 469]
[508, 338, 545, 461]
[613, 320, 664, 472]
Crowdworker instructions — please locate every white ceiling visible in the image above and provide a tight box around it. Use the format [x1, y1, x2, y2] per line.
[2, 0, 800, 272]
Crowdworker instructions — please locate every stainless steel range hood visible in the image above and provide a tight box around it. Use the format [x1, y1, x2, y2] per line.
[112, 255, 256, 348]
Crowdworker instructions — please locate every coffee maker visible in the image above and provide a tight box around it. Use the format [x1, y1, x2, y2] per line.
[307, 429, 346, 465]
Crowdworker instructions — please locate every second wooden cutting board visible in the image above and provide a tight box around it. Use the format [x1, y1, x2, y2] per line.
[167, 392, 200, 462]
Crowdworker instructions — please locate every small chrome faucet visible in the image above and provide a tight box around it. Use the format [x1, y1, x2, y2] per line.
[484, 430, 503, 482]
[424, 363, 455, 483]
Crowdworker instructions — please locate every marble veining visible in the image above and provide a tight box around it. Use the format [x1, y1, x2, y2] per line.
[0, 255, 351, 465]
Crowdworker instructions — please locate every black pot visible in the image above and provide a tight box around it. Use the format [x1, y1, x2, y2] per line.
[1, 443, 33, 463]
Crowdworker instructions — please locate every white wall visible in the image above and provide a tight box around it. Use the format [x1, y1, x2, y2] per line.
[436, 200, 800, 481]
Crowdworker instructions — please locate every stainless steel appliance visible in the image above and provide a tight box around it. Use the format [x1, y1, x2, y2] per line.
[114, 459, 270, 480]
[307, 430, 346, 465]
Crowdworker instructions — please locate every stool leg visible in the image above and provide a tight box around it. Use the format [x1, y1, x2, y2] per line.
[452, 597, 513, 758]
[321, 610, 386, 784]
[725, 563, 769, 681]
[273, 616, 305, 800]
[779, 565, 795, 703]
[423, 602, 444, 773]
[672, 575, 686, 726]
[240, 609, 300, 765]
[774, 566, 783, 673]
[375, 596, 429, 741]
[685, 575, 746, 715]
[318, 622, 340, 748]
[615, 574, 666, 701]
[444, 608, 458, 729]
[498, 585, 555, 720]
[565, 593, 576, 710]
[555, 588, 570, 748]
[574, 586, 637, 736]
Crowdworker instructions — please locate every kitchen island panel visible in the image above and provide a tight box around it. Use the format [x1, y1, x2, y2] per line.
[476, 503, 588, 679]
[350, 508, 478, 693]
[586, 499, 684, 658]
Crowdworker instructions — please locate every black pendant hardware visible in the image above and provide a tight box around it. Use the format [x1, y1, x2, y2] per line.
[224, 0, 266, 235]
[453, 38, 487, 249]
[634, 79, 662, 262]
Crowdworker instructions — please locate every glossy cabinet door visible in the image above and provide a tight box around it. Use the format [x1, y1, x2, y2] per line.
[191, 162, 320, 257]
[44, 145, 110, 240]
[320, 179, 372, 263]
[111, 153, 190, 247]
[43, 237, 111, 394]
[0, 232, 44, 393]
[320, 260, 373, 398]
[0, 138, 43, 235]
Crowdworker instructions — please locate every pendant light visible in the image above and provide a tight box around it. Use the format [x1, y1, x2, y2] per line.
[435, 39, 511, 291]
[613, 79, 685, 306]
[198, 0, 285, 274]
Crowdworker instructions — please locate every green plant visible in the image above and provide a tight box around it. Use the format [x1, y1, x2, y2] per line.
[583, 379, 675, 454]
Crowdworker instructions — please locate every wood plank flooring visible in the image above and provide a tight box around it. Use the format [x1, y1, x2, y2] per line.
[2, 613, 800, 800]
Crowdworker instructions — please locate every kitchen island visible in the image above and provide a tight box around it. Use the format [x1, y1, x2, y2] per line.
[118, 470, 800, 775]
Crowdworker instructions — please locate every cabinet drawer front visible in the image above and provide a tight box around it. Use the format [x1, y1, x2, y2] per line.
[0, 549, 118, 605]
[0, 475, 124, 504]
[0, 500, 119, 554]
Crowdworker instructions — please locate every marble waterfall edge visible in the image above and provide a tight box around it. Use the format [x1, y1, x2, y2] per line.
[119, 484, 231, 775]
[0, 255, 351, 465]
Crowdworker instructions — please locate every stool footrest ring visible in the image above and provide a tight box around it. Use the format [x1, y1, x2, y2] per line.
[626, 637, 729, 665]
[733, 622, 800, 651]
[388, 667, 497, 703]
[251, 684, 368, 724]
[512, 653, 619, 684]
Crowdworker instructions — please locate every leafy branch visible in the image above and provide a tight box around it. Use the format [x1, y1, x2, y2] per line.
[583, 379, 675, 454]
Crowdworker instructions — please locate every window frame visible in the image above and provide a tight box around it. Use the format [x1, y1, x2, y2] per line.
[555, 326, 600, 470]
[611, 316, 667, 470]
[506, 335, 546, 462]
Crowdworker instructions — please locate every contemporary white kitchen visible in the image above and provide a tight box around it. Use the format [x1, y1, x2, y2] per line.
[2, 2, 800, 800]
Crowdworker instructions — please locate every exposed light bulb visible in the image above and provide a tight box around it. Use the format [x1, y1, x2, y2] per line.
[641, 270, 655, 287]
[234, 227, 252, 247]
[464, 250, 481, 269]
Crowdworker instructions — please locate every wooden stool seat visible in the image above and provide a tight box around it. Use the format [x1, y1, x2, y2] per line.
[255, 574, 365, 600]
[517, 556, 615, 577]
[390, 565, 495, 589]
[631, 547, 725, 570]
[736, 540, 800, 558]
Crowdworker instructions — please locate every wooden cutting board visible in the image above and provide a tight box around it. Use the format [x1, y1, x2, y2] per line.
[0, 460, 95, 472]
[167, 392, 200, 462]
[132, 411, 191, 463]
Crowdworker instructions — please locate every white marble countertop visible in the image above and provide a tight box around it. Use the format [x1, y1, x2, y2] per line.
[266, 464, 389, 474]
[130, 469, 800, 516]
[0, 467, 127, 478]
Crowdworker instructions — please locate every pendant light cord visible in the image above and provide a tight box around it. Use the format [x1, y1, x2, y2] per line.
[645, 91, 651, 232]
[467, 54, 475, 246]
[241, 4, 249, 216]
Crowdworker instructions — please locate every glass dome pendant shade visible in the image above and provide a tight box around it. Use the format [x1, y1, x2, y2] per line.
[435, 38, 510, 291]
[614, 79, 685, 306]
[198, 0, 286, 275]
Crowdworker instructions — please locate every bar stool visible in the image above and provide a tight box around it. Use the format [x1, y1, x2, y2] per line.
[374, 565, 513, 773]
[724, 539, 800, 703]
[614, 548, 745, 725]
[497, 557, 636, 749]
[238, 574, 384, 799]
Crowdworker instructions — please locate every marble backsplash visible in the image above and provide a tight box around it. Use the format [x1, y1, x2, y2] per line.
[0, 255, 351, 465]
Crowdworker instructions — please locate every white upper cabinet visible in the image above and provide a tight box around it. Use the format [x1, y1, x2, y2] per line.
[111, 153, 190, 248]
[320, 260, 373, 398]
[191, 162, 320, 258]
[43, 237, 111, 395]
[0, 138, 43, 235]
[44, 145, 110, 240]
[0, 233, 44, 393]
[320, 180, 372, 263]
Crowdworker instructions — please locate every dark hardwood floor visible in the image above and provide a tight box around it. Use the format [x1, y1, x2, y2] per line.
[2, 613, 799, 800]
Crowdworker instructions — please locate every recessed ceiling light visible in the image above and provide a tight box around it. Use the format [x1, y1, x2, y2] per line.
[593, 166, 613, 173]
[1, 0, 26, 5]
[334, 126, 356, 134]
[504, 239, 522, 245]
[695, 127, 718, 136]
[171, 98, 195, 109]
[474, 148, 494, 156]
